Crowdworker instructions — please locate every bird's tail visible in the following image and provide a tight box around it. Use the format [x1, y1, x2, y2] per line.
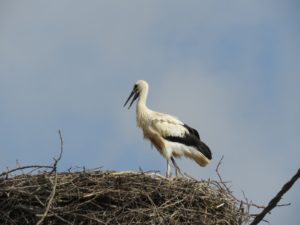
[198, 141, 212, 160]
[185, 141, 212, 167]
[187, 151, 210, 167]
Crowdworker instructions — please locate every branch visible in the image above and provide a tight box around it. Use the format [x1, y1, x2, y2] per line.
[36, 170, 58, 225]
[49, 130, 64, 175]
[1, 130, 64, 179]
[215, 156, 236, 197]
[215, 155, 291, 221]
[250, 168, 300, 225]
[35, 130, 64, 225]
[0, 165, 53, 179]
[216, 155, 225, 184]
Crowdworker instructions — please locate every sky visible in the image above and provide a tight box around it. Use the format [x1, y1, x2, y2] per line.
[0, 1, 299, 224]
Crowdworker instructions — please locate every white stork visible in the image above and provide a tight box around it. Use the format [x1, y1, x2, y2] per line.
[124, 80, 212, 177]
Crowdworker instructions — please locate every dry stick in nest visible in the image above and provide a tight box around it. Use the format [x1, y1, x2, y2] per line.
[250, 168, 300, 225]
[216, 155, 296, 216]
[0, 165, 53, 179]
[35, 129, 64, 225]
[216, 156, 266, 210]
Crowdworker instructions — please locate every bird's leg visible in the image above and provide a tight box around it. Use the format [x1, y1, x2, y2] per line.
[166, 159, 171, 177]
[171, 157, 182, 177]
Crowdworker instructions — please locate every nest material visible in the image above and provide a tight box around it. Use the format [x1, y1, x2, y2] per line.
[0, 170, 249, 225]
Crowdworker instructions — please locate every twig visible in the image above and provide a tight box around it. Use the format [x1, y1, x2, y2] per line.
[250, 168, 300, 225]
[49, 130, 64, 175]
[0, 165, 53, 179]
[35, 171, 58, 225]
[215, 156, 234, 195]
[35, 130, 64, 225]
[215, 156, 286, 213]
[216, 155, 225, 183]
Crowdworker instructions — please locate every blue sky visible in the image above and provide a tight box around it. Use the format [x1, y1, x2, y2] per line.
[0, 1, 299, 224]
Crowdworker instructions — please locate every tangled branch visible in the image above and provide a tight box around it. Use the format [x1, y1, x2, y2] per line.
[0, 170, 250, 225]
[0, 147, 249, 225]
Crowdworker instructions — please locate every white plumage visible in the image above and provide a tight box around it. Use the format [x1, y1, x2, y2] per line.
[124, 80, 212, 177]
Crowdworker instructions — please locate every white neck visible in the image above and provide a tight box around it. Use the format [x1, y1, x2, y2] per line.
[137, 85, 148, 108]
[136, 84, 151, 127]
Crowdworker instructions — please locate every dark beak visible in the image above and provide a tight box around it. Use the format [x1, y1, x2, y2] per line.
[124, 89, 139, 109]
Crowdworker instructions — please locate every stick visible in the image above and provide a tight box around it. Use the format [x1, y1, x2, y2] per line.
[49, 130, 64, 175]
[0, 165, 53, 179]
[35, 130, 64, 225]
[36, 170, 58, 225]
[250, 168, 300, 225]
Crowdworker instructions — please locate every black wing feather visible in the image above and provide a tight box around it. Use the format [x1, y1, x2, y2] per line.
[183, 124, 200, 139]
[164, 123, 212, 160]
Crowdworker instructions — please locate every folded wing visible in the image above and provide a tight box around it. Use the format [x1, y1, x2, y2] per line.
[151, 112, 212, 160]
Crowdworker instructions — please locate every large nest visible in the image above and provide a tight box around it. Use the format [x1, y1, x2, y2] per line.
[0, 169, 250, 225]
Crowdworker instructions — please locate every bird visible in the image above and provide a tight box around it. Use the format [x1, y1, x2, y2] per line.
[124, 80, 212, 177]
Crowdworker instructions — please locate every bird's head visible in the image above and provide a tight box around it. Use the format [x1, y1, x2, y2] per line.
[124, 80, 148, 109]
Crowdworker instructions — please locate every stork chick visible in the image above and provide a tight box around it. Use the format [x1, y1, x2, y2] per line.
[124, 80, 212, 177]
